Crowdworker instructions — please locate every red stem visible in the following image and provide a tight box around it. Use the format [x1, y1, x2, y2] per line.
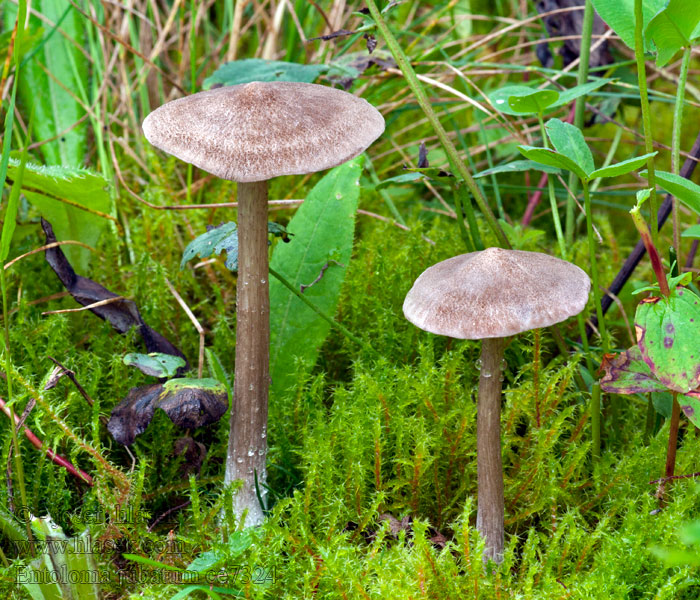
[0, 398, 93, 485]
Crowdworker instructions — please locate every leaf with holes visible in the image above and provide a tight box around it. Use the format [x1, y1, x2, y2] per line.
[635, 287, 700, 393]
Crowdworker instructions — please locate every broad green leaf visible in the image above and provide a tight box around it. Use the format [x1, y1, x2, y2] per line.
[516, 145, 588, 181]
[682, 224, 700, 239]
[474, 159, 560, 178]
[123, 352, 186, 378]
[649, 170, 700, 215]
[652, 391, 673, 419]
[645, 0, 700, 66]
[6, 160, 114, 271]
[507, 90, 560, 115]
[4, 2, 87, 166]
[203, 59, 328, 89]
[635, 287, 700, 393]
[269, 157, 363, 398]
[589, 152, 657, 179]
[489, 85, 555, 116]
[591, 0, 666, 51]
[600, 346, 668, 395]
[545, 118, 594, 177]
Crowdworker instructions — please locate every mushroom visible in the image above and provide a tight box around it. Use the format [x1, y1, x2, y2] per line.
[403, 247, 590, 563]
[143, 81, 384, 526]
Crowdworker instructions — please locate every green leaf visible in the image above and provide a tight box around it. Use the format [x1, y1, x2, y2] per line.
[269, 157, 363, 398]
[600, 346, 668, 395]
[648, 170, 700, 215]
[550, 78, 612, 108]
[589, 152, 657, 179]
[375, 172, 426, 188]
[516, 145, 588, 181]
[681, 224, 700, 239]
[635, 287, 700, 393]
[4, 3, 87, 166]
[123, 352, 186, 378]
[590, 0, 666, 51]
[679, 391, 700, 428]
[473, 159, 560, 178]
[6, 160, 114, 271]
[489, 80, 611, 116]
[162, 377, 226, 393]
[181, 222, 288, 271]
[203, 59, 328, 89]
[181, 222, 239, 270]
[507, 90, 560, 115]
[645, 0, 700, 66]
[545, 118, 595, 177]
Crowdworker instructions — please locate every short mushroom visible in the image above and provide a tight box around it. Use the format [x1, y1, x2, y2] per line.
[403, 247, 590, 563]
[143, 81, 384, 526]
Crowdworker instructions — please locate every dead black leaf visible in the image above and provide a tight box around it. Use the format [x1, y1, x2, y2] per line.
[535, 0, 612, 69]
[107, 378, 228, 446]
[364, 33, 377, 54]
[42, 218, 188, 372]
[418, 142, 429, 169]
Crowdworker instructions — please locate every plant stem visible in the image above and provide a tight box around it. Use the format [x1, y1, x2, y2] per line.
[582, 181, 609, 352]
[634, 0, 659, 247]
[451, 185, 475, 253]
[538, 114, 566, 258]
[671, 46, 692, 256]
[268, 267, 378, 356]
[591, 382, 601, 460]
[225, 180, 269, 528]
[566, 0, 594, 247]
[0, 268, 33, 547]
[659, 393, 681, 504]
[476, 336, 506, 565]
[365, 0, 510, 249]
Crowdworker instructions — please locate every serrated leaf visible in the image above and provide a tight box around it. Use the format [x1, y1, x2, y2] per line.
[123, 352, 186, 378]
[648, 170, 700, 215]
[473, 159, 560, 178]
[644, 0, 700, 66]
[269, 157, 363, 398]
[545, 118, 594, 177]
[516, 145, 588, 181]
[203, 59, 328, 89]
[7, 160, 113, 271]
[635, 287, 700, 393]
[590, 0, 666, 51]
[589, 152, 657, 179]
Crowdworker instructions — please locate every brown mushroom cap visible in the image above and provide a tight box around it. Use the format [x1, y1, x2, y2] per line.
[142, 81, 385, 182]
[403, 247, 590, 339]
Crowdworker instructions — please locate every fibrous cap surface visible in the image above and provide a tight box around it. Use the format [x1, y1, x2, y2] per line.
[403, 247, 591, 339]
[142, 81, 385, 182]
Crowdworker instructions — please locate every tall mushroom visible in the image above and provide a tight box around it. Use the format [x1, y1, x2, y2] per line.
[143, 81, 384, 526]
[403, 247, 590, 563]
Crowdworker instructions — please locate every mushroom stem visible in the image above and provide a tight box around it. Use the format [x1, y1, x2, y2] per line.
[476, 336, 506, 564]
[225, 180, 269, 527]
